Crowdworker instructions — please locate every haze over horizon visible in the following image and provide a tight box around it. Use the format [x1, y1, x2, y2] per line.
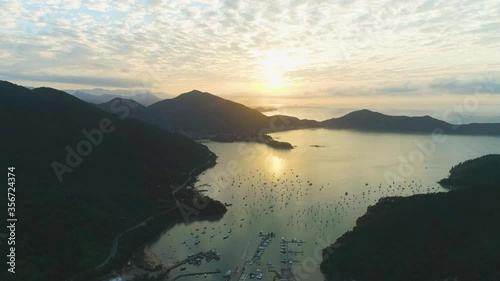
[1, 0, 499, 102]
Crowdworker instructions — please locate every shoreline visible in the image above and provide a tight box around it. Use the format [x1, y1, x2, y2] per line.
[118, 155, 226, 279]
[81, 153, 225, 281]
[143, 245, 165, 268]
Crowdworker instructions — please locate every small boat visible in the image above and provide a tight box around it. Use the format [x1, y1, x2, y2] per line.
[223, 235, 229, 239]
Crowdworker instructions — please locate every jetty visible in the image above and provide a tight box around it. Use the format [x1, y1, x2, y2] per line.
[172, 269, 221, 280]
[165, 250, 220, 273]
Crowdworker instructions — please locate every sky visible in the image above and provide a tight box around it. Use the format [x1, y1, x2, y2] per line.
[0, 0, 499, 103]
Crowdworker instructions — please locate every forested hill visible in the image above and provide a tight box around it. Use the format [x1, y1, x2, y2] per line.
[320, 154, 500, 281]
[0, 80, 224, 281]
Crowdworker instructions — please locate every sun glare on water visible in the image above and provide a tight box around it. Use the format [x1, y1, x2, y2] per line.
[267, 154, 286, 174]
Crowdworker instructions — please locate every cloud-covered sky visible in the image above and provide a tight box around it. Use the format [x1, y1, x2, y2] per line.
[0, 0, 499, 98]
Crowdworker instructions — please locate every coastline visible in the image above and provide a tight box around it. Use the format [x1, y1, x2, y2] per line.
[320, 186, 500, 281]
[119, 152, 226, 280]
[74, 151, 226, 281]
[211, 132, 294, 149]
[143, 245, 165, 268]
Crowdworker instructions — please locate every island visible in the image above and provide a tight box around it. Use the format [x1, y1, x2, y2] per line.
[211, 132, 294, 150]
[320, 154, 500, 281]
[254, 106, 277, 113]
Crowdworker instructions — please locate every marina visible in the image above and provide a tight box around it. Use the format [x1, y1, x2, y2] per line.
[148, 131, 498, 280]
[165, 250, 220, 274]
[163, 231, 300, 280]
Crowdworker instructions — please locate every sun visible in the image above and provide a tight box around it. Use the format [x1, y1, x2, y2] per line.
[255, 49, 307, 92]
[264, 68, 287, 89]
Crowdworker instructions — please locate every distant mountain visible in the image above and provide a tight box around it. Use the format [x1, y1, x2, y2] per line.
[66, 89, 500, 149]
[322, 109, 451, 133]
[322, 109, 500, 136]
[70, 88, 164, 106]
[148, 90, 272, 133]
[254, 106, 277, 112]
[96, 98, 166, 128]
[273, 114, 321, 129]
[0, 80, 225, 281]
[147, 90, 319, 134]
[146, 93, 500, 143]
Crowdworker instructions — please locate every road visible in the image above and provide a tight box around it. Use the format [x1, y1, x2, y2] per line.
[97, 161, 210, 269]
[67, 160, 213, 280]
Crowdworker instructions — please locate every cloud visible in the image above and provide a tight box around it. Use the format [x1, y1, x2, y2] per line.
[0, 0, 498, 95]
[429, 77, 500, 95]
[377, 83, 420, 94]
[299, 75, 500, 97]
[0, 72, 148, 88]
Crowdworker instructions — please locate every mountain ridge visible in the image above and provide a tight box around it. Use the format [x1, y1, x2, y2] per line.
[96, 97, 167, 128]
[7, 81, 500, 138]
[148, 89, 272, 134]
[0, 80, 226, 281]
[70, 89, 163, 106]
[146, 90, 500, 137]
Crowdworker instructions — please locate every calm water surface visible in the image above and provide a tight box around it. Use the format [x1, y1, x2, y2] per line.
[151, 129, 500, 281]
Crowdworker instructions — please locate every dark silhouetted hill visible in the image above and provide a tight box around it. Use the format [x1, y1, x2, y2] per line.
[321, 155, 500, 281]
[439, 154, 500, 187]
[71, 89, 162, 106]
[322, 109, 451, 133]
[0, 80, 224, 281]
[96, 98, 167, 128]
[322, 109, 500, 136]
[148, 90, 272, 133]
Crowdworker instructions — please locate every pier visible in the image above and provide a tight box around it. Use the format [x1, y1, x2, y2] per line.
[165, 250, 220, 273]
[160, 232, 302, 281]
[241, 236, 253, 261]
[172, 269, 221, 280]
